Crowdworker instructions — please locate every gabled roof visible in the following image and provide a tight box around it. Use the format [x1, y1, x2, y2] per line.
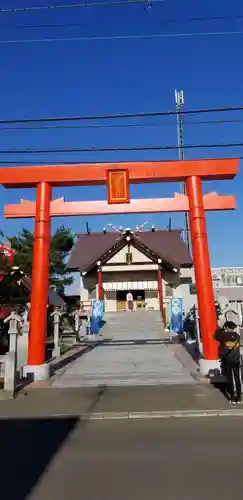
[137, 230, 192, 268]
[19, 275, 66, 307]
[67, 229, 192, 273]
[0, 270, 66, 307]
[68, 232, 120, 273]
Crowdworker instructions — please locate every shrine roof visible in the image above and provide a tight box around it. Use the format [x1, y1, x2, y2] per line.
[67, 229, 192, 273]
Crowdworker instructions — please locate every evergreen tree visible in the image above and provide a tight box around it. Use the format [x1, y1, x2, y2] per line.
[8, 226, 75, 294]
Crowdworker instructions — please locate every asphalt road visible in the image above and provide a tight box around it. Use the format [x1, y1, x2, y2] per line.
[3, 416, 243, 500]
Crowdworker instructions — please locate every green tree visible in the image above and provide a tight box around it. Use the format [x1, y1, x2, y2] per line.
[8, 226, 75, 294]
[49, 226, 75, 293]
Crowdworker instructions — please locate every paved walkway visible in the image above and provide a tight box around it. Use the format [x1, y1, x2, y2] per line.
[0, 384, 234, 419]
[53, 312, 195, 388]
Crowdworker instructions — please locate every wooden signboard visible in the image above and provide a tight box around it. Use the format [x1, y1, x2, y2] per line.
[107, 169, 130, 204]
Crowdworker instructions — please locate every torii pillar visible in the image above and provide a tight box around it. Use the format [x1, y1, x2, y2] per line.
[24, 182, 52, 380]
[186, 176, 219, 375]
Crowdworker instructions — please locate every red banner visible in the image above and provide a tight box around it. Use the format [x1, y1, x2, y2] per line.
[0, 244, 15, 281]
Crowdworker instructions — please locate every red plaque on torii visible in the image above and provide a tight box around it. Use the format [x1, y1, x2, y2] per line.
[107, 169, 130, 204]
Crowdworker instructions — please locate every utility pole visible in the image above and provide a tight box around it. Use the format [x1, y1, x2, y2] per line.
[175, 90, 190, 251]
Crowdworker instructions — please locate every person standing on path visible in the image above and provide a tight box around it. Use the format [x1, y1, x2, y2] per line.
[126, 291, 134, 312]
[214, 320, 242, 404]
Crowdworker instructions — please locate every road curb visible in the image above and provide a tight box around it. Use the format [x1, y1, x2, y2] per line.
[1, 408, 242, 421]
[81, 409, 243, 420]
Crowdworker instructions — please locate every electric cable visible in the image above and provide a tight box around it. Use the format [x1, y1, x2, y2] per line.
[0, 142, 243, 154]
[0, 105, 243, 125]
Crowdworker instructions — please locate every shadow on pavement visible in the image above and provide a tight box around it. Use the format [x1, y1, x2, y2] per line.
[182, 341, 200, 363]
[17, 345, 99, 392]
[51, 343, 98, 375]
[0, 416, 79, 500]
[77, 338, 173, 346]
[84, 384, 108, 415]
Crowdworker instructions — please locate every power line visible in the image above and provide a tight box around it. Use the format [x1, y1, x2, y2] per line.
[4, 13, 243, 30]
[184, 118, 243, 126]
[1, 30, 243, 45]
[0, 155, 243, 165]
[0, 1, 150, 14]
[1, 118, 243, 131]
[1, 105, 243, 125]
[0, 122, 173, 130]
[1, 3, 243, 23]
[1, 142, 243, 154]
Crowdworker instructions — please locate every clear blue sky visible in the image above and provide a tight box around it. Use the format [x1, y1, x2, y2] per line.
[0, 0, 243, 269]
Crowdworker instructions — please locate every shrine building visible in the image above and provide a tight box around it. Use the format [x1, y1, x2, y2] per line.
[67, 227, 193, 313]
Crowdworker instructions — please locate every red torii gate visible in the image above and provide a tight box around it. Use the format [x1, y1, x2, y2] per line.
[0, 158, 238, 380]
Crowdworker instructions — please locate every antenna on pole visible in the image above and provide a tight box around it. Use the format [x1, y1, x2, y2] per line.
[175, 90, 190, 251]
[134, 221, 148, 234]
[167, 217, 172, 231]
[107, 224, 123, 233]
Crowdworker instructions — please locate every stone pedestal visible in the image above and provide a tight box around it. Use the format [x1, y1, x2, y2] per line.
[79, 319, 87, 338]
[4, 351, 17, 393]
[23, 363, 50, 381]
[18, 322, 29, 375]
[3, 312, 22, 396]
[51, 310, 62, 358]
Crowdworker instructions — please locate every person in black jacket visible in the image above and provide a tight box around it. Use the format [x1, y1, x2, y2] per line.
[214, 321, 241, 404]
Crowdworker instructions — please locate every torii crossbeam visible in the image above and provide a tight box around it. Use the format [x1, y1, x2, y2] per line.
[4, 192, 236, 218]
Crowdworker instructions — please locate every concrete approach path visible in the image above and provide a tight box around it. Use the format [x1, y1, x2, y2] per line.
[53, 311, 195, 388]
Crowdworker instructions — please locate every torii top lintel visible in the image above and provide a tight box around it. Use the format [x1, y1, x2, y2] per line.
[0, 158, 238, 188]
